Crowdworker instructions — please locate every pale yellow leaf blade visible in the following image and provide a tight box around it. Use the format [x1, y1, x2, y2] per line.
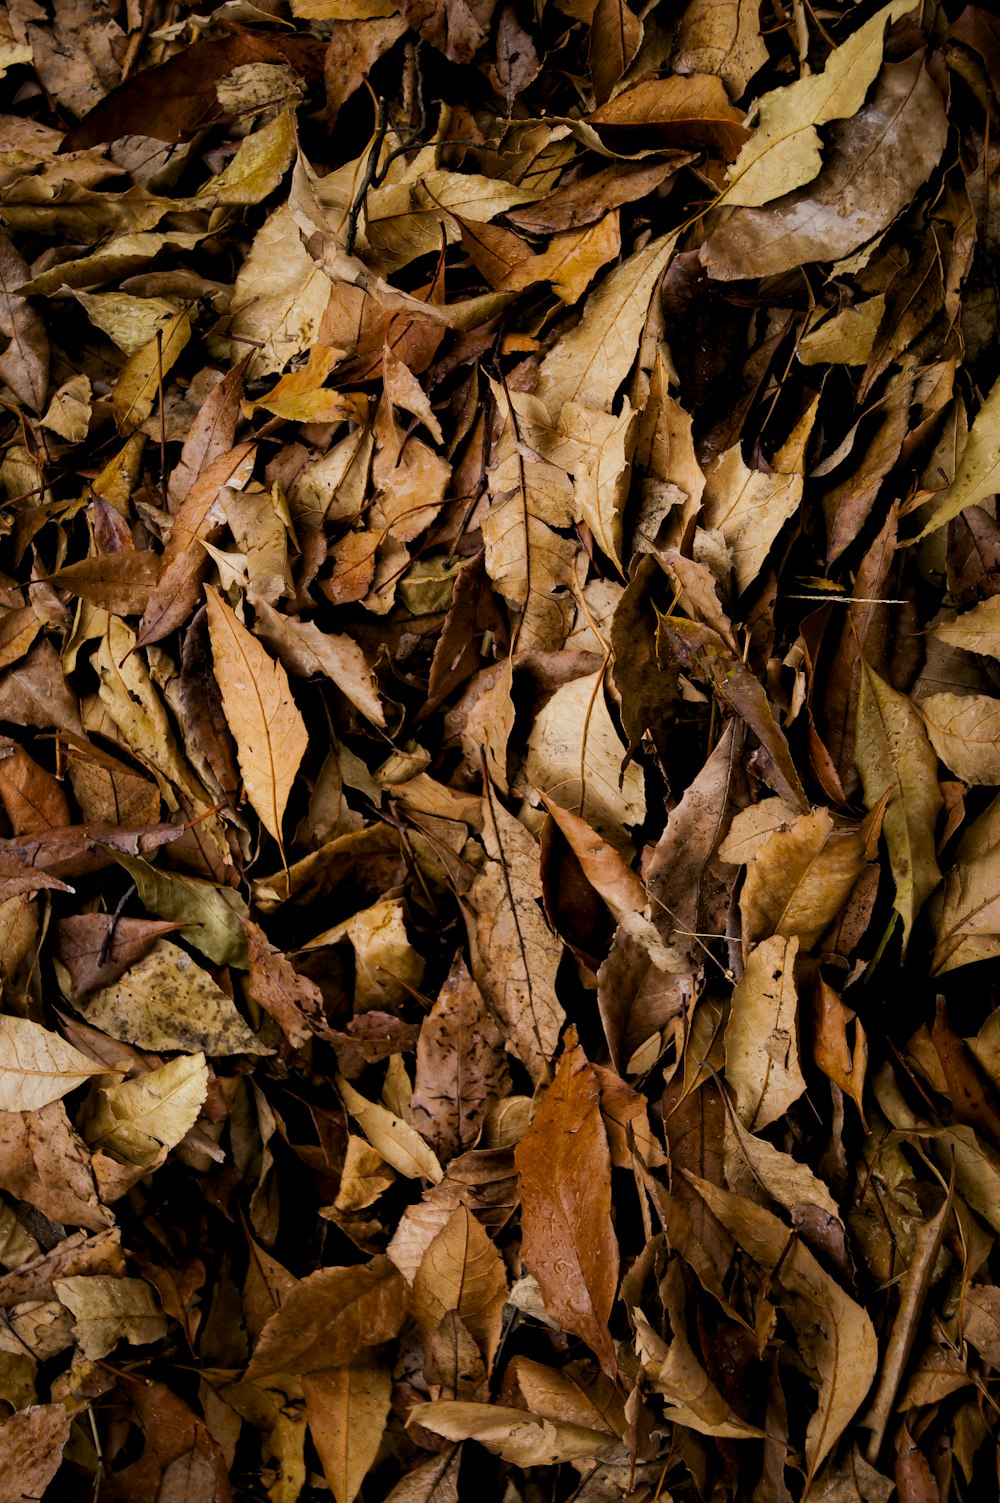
[410, 1401, 617, 1466]
[0, 1016, 107, 1113]
[855, 662, 942, 949]
[54, 1275, 167, 1360]
[725, 935, 805, 1130]
[722, 0, 916, 208]
[80, 1052, 209, 1168]
[913, 374, 1000, 538]
[920, 692, 1000, 785]
[337, 1076, 443, 1184]
[204, 585, 308, 852]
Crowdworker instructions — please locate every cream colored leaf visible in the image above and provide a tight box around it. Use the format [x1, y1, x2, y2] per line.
[685, 1174, 878, 1487]
[471, 796, 565, 1085]
[535, 233, 677, 418]
[526, 670, 645, 848]
[674, 0, 768, 97]
[735, 807, 867, 952]
[232, 203, 333, 378]
[204, 585, 308, 852]
[920, 693, 1000, 784]
[303, 1361, 392, 1503]
[254, 602, 385, 728]
[725, 936, 805, 1130]
[0, 1016, 106, 1113]
[41, 373, 92, 442]
[366, 169, 537, 271]
[855, 662, 942, 949]
[410, 1401, 616, 1466]
[914, 374, 1000, 538]
[83, 939, 263, 1055]
[798, 297, 885, 367]
[722, 0, 916, 207]
[702, 397, 817, 593]
[81, 1053, 209, 1168]
[932, 595, 1000, 658]
[54, 1275, 167, 1359]
[930, 794, 1000, 975]
[413, 1207, 508, 1370]
[337, 1075, 443, 1184]
[0, 11, 32, 76]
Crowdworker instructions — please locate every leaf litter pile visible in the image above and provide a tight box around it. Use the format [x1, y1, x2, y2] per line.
[8, 0, 1000, 1497]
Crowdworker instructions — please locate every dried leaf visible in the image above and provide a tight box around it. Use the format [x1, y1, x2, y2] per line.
[515, 1035, 619, 1377]
[303, 1360, 393, 1503]
[412, 1206, 508, 1369]
[411, 1400, 617, 1465]
[725, 935, 806, 1129]
[855, 662, 942, 948]
[247, 1256, 409, 1380]
[722, 0, 916, 207]
[0, 1016, 107, 1112]
[54, 1275, 167, 1359]
[204, 585, 308, 853]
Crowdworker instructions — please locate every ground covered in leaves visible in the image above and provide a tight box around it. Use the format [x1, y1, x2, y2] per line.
[4, 0, 1000, 1498]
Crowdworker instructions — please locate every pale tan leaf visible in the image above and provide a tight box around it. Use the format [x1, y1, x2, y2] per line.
[329, 1135, 396, 1213]
[0, 1404, 70, 1503]
[914, 374, 1000, 538]
[930, 793, 1000, 975]
[702, 398, 816, 593]
[410, 1401, 617, 1465]
[725, 936, 805, 1130]
[855, 662, 941, 949]
[112, 308, 191, 435]
[204, 585, 308, 851]
[80, 1053, 209, 1168]
[482, 380, 579, 653]
[920, 692, 1000, 785]
[733, 807, 867, 952]
[0, 1016, 106, 1113]
[721, 0, 916, 207]
[674, 0, 768, 97]
[723, 1110, 843, 1228]
[534, 233, 677, 418]
[338, 1075, 443, 1184]
[54, 1275, 167, 1359]
[306, 898, 425, 1011]
[932, 595, 1000, 658]
[0, 227, 48, 412]
[470, 795, 565, 1085]
[232, 204, 334, 378]
[798, 297, 885, 367]
[685, 1174, 878, 1487]
[303, 1360, 392, 1503]
[83, 939, 262, 1055]
[527, 670, 645, 848]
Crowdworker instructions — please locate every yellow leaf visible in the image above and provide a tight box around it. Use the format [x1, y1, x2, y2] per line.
[111, 307, 191, 434]
[920, 692, 1000, 785]
[81, 1052, 209, 1168]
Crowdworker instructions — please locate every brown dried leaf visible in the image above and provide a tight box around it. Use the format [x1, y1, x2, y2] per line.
[515, 1035, 619, 1377]
[247, 1256, 409, 1380]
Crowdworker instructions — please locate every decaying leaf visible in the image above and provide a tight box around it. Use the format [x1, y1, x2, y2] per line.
[0, 1016, 107, 1113]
